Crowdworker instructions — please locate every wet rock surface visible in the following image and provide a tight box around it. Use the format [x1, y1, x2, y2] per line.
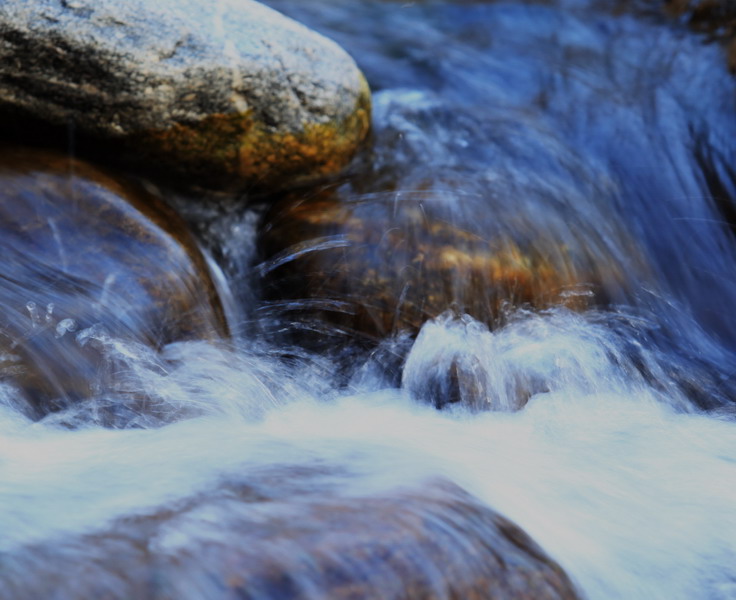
[0, 0, 371, 191]
[0, 476, 581, 600]
[258, 188, 604, 345]
[664, 0, 736, 69]
[0, 146, 228, 418]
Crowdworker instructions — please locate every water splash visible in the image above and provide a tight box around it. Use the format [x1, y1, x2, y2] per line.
[0, 311, 733, 598]
[1, 0, 736, 598]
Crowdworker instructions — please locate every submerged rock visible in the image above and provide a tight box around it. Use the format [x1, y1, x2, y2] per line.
[0, 146, 228, 418]
[1, 476, 581, 600]
[0, 0, 370, 191]
[665, 0, 736, 69]
[665, 0, 736, 31]
[668, 0, 736, 73]
[258, 188, 602, 344]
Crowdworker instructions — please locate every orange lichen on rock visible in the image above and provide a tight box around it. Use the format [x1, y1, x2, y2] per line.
[259, 188, 596, 341]
[131, 76, 371, 191]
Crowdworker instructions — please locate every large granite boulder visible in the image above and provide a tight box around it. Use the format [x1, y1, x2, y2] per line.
[0, 476, 581, 600]
[0, 145, 229, 420]
[0, 0, 371, 191]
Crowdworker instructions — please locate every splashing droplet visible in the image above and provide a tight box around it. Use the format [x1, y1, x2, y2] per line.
[55, 319, 77, 339]
[25, 301, 39, 327]
[44, 303, 55, 324]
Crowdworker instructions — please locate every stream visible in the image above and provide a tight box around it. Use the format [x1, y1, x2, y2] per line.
[2, 0, 736, 598]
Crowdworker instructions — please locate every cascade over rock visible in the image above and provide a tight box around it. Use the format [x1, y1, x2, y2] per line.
[0, 146, 228, 419]
[259, 188, 603, 345]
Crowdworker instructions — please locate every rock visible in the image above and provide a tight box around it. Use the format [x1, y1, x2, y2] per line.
[410, 352, 493, 410]
[0, 145, 228, 419]
[1, 476, 581, 600]
[399, 313, 554, 412]
[665, 0, 736, 28]
[0, 0, 371, 191]
[258, 188, 599, 345]
[665, 0, 736, 70]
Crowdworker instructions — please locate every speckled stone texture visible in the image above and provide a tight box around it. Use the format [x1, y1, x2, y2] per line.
[0, 0, 371, 190]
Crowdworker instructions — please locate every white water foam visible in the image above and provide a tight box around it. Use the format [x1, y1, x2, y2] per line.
[0, 311, 734, 599]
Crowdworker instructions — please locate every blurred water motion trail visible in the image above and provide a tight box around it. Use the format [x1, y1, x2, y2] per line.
[2, 0, 736, 598]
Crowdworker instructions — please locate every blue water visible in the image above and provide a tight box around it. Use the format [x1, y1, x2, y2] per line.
[2, 1, 736, 598]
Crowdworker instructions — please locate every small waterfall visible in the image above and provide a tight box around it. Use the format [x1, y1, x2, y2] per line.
[2, 0, 736, 598]
[0, 311, 735, 598]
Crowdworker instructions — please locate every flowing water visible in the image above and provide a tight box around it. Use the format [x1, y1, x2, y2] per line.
[3, 0, 736, 598]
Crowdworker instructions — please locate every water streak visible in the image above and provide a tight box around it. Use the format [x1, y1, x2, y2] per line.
[1, 0, 736, 598]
